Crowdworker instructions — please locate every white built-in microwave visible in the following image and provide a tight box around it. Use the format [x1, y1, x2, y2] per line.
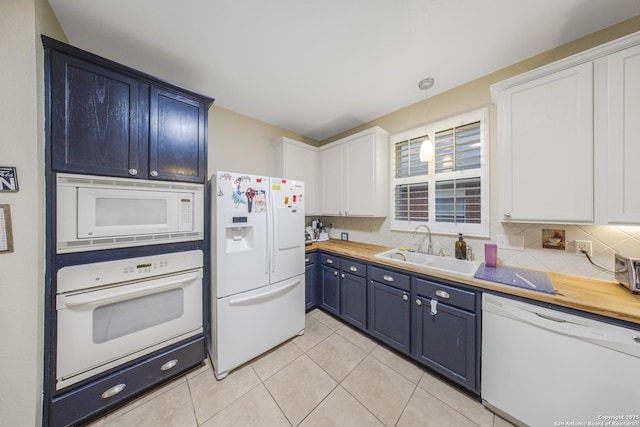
[56, 173, 204, 253]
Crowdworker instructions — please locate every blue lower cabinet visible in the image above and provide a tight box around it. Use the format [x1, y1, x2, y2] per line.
[368, 280, 411, 353]
[339, 258, 367, 330]
[413, 296, 476, 391]
[320, 263, 340, 315]
[305, 253, 318, 311]
[413, 278, 478, 393]
[49, 336, 206, 427]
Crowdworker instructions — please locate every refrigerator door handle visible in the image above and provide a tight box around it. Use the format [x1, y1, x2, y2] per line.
[228, 279, 301, 306]
[270, 192, 277, 274]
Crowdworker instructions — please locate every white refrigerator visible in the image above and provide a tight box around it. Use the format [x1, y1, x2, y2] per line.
[209, 171, 305, 380]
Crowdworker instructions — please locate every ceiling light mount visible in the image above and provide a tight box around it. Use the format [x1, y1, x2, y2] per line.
[418, 77, 435, 91]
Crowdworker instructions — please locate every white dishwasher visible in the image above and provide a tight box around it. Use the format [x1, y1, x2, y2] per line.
[482, 294, 640, 427]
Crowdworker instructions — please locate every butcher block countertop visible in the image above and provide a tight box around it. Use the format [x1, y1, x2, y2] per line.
[306, 239, 640, 327]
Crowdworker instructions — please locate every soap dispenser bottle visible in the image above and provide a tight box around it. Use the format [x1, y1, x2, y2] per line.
[455, 233, 467, 260]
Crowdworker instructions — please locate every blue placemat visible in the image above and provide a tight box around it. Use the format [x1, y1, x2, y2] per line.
[474, 264, 556, 295]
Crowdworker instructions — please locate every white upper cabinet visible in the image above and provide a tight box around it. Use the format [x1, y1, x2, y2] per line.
[607, 43, 640, 224]
[496, 62, 594, 223]
[319, 143, 344, 215]
[320, 127, 389, 217]
[492, 30, 640, 225]
[272, 137, 319, 215]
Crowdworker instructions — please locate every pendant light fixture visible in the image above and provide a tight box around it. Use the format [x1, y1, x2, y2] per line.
[418, 77, 435, 162]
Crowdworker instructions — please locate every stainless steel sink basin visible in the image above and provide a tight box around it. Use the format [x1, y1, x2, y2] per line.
[374, 249, 481, 277]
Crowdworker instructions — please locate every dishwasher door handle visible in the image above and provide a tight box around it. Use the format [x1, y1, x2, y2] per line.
[535, 312, 567, 323]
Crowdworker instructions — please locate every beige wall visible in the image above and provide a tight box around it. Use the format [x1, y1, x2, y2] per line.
[0, 0, 65, 425]
[207, 105, 316, 177]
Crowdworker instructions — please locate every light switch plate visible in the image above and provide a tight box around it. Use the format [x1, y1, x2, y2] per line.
[497, 234, 524, 250]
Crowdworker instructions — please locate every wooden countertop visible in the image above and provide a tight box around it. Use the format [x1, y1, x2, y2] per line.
[306, 239, 640, 327]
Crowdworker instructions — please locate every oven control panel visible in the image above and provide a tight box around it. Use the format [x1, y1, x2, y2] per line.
[122, 260, 170, 275]
[57, 250, 203, 294]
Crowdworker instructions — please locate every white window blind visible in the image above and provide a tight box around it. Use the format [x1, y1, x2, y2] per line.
[395, 183, 429, 221]
[395, 135, 428, 178]
[435, 121, 481, 173]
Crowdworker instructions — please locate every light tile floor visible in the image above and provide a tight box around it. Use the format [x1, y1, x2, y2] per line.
[87, 309, 516, 427]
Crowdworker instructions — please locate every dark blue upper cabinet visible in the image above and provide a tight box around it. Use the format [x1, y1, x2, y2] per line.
[149, 87, 207, 182]
[44, 36, 213, 183]
[49, 52, 142, 178]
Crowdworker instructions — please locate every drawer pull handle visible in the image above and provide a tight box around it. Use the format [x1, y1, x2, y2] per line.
[435, 290, 450, 299]
[349, 266, 358, 272]
[327, 259, 333, 264]
[383, 275, 394, 282]
[101, 383, 126, 399]
[305, 258, 310, 263]
[402, 294, 408, 301]
[416, 299, 422, 306]
[160, 359, 178, 371]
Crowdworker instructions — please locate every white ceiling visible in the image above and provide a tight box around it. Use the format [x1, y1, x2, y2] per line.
[47, 0, 640, 141]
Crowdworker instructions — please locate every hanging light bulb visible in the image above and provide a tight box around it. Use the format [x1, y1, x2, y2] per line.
[418, 77, 435, 162]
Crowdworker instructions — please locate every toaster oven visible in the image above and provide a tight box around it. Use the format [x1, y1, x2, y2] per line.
[614, 253, 640, 294]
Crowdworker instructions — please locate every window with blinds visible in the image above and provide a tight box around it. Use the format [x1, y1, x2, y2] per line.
[395, 135, 428, 178]
[435, 178, 481, 223]
[395, 183, 428, 221]
[389, 108, 488, 236]
[435, 121, 481, 173]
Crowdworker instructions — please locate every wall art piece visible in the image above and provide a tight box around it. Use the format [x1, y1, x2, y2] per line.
[542, 228, 565, 250]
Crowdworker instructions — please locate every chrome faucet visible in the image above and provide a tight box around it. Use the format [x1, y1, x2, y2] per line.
[413, 225, 434, 255]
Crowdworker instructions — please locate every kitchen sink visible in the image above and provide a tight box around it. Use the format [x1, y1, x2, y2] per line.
[374, 249, 481, 277]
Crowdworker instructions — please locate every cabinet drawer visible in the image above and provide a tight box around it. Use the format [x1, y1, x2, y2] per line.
[320, 253, 339, 267]
[415, 279, 475, 312]
[50, 336, 205, 427]
[369, 266, 410, 292]
[341, 258, 366, 278]
[305, 253, 317, 265]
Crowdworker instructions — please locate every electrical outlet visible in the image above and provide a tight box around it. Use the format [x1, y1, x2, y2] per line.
[575, 240, 592, 256]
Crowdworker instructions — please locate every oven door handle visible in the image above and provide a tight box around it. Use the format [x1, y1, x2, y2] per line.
[59, 270, 202, 309]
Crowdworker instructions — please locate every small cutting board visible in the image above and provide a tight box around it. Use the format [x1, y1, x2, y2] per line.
[474, 264, 556, 295]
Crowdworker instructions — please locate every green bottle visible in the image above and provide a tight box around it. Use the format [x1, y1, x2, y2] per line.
[455, 233, 467, 260]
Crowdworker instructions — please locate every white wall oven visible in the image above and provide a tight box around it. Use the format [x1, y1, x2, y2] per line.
[55, 250, 203, 391]
[56, 173, 204, 253]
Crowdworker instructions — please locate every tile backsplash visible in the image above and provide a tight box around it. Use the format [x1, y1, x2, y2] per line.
[311, 216, 640, 282]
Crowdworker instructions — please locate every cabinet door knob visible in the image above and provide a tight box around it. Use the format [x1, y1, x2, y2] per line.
[128, 168, 138, 176]
[402, 294, 408, 301]
[334, 271, 338, 276]
[341, 273, 345, 278]
[633, 336, 640, 344]
[160, 359, 178, 371]
[416, 299, 422, 306]
[101, 383, 126, 399]
[504, 212, 512, 219]
[150, 170, 159, 178]
[305, 258, 310, 263]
